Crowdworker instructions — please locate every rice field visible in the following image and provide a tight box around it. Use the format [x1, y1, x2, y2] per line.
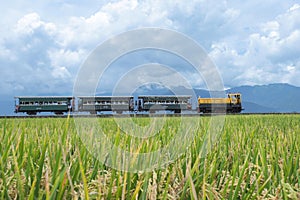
[0, 115, 299, 199]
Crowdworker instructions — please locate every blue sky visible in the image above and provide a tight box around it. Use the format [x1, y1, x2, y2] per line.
[1, 0, 300, 105]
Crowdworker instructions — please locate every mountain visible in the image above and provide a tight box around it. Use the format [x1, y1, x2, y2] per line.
[242, 101, 277, 113]
[0, 98, 16, 116]
[227, 83, 300, 113]
[134, 84, 175, 95]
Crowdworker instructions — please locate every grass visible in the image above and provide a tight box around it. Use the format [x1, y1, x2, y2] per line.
[0, 115, 299, 199]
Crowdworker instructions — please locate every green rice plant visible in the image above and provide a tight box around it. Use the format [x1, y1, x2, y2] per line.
[0, 115, 299, 199]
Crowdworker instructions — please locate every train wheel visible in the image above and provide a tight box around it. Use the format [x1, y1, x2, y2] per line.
[55, 112, 64, 115]
[27, 112, 37, 115]
[174, 109, 181, 114]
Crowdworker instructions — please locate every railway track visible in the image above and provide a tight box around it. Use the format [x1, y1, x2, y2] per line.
[1, 112, 299, 119]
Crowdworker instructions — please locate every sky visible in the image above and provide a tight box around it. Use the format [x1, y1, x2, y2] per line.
[1, 0, 300, 112]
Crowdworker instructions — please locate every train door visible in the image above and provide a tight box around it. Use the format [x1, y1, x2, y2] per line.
[69, 97, 75, 112]
[138, 98, 143, 111]
[130, 97, 135, 111]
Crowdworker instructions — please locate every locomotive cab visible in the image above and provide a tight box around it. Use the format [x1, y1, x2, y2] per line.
[228, 93, 242, 113]
[228, 93, 241, 104]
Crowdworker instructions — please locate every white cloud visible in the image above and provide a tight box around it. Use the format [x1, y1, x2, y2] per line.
[48, 48, 87, 69]
[289, 3, 300, 12]
[51, 66, 71, 79]
[209, 2, 300, 86]
[0, 12, 75, 95]
[286, 65, 295, 72]
[111, 63, 193, 95]
[55, 0, 176, 48]
[15, 13, 57, 36]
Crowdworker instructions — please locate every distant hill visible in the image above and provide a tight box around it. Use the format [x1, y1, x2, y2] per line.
[227, 83, 300, 113]
[0, 98, 15, 116]
[242, 101, 277, 113]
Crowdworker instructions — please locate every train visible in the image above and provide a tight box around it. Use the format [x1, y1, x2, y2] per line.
[14, 93, 242, 115]
[198, 93, 243, 113]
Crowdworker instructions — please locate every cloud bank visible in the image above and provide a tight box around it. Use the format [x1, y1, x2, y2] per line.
[0, 0, 300, 98]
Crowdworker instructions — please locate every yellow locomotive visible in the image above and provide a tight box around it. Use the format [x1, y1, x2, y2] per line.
[198, 93, 242, 113]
